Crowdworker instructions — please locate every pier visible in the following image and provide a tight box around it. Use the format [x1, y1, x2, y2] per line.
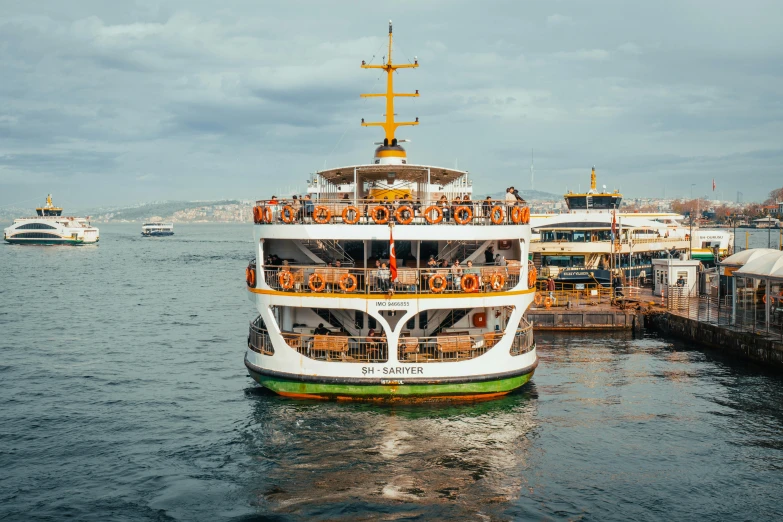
[525, 285, 649, 331]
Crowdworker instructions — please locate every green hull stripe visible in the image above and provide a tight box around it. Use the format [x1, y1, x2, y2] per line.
[248, 368, 535, 398]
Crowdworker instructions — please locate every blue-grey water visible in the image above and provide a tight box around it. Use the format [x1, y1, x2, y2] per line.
[1, 224, 782, 521]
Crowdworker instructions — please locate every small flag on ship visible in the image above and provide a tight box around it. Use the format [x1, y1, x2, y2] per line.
[389, 226, 398, 282]
[712, 179, 716, 192]
[611, 209, 617, 239]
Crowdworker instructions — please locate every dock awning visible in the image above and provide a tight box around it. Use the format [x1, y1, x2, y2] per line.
[734, 251, 783, 280]
[719, 248, 780, 268]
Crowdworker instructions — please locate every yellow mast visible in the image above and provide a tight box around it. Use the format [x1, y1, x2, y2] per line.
[591, 167, 596, 191]
[360, 21, 419, 145]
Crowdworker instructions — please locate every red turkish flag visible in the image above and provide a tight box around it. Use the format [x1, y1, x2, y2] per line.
[389, 227, 398, 282]
[712, 179, 716, 192]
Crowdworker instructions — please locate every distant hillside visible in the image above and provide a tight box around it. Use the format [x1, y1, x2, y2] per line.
[481, 189, 561, 201]
[88, 200, 252, 223]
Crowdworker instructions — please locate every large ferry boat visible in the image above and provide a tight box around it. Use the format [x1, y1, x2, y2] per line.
[243, 23, 537, 400]
[3, 194, 99, 245]
[529, 168, 732, 285]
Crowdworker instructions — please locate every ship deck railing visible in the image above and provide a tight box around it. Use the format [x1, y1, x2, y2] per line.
[535, 237, 688, 245]
[253, 198, 530, 226]
[261, 264, 522, 295]
[528, 285, 646, 308]
[248, 318, 534, 363]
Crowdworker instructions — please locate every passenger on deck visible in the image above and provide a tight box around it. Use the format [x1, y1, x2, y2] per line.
[438, 195, 451, 222]
[484, 245, 494, 265]
[482, 196, 492, 219]
[377, 262, 391, 291]
[314, 323, 329, 335]
[303, 195, 314, 221]
[450, 259, 463, 289]
[291, 195, 302, 221]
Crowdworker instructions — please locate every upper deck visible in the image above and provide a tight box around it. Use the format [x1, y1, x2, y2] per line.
[252, 163, 531, 239]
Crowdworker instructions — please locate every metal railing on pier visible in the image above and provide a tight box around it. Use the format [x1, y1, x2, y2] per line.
[663, 286, 783, 340]
[247, 318, 534, 363]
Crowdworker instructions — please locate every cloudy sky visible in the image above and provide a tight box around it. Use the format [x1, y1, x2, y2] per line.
[1, 0, 781, 209]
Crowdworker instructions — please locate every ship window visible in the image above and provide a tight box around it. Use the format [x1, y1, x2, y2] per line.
[591, 196, 622, 209]
[406, 316, 416, 330]
[11, 232, 61, 239]
[16, 223, 57, 230]
[543, 255, 585, 268]
[368, 316, 377, 329]
[354, 310, 364, 329]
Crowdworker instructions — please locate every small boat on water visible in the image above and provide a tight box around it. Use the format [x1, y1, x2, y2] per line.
[3, 194, 99, 245]
[141, 223, 174, 237]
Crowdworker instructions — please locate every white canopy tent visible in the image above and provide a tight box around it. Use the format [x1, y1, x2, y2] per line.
[720, 248, 780, 269]
[733, 250, 783, 332]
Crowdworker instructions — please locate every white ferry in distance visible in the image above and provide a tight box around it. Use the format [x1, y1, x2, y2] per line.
[3, 194, 99, 245]
[142, 223, 174, 237]
[243, 22, 537, 401]
[529, 168, 732, 286]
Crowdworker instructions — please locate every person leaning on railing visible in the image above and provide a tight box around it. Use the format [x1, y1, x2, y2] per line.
[450, 259, 464, 289]
[482, 196, 492, 221]
[377, 262, 391, 291]
[291, 195, 302, 222]
[303, 195, 314, 221]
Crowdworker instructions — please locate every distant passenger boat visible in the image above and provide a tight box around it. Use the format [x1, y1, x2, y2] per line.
[3, 194, 99, 245]
[141, 223, 174, 237]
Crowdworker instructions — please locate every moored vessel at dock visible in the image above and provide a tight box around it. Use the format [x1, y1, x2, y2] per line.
[243, 22, 537, 400]
[3, 194, 99, 245]
[529, 168, 732, 286]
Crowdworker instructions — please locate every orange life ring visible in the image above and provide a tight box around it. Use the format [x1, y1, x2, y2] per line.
[371, 206, 390, 224]
[544, 296, 553, 309]
[429, 274, 447, 293]
[527, 266, 537, 288]
[762, 294, 767, 304]
[454, 205, 473, 225]
[252, 206, 263, 224]
[262, 206, 272, 223]
[520, 206, 531, 224]
[461, 273, 479, 292]
[278, 271, 295, 290]
[490, 206, 505, 225]
[342, 206, 361, 224]
[491, 273, 505, 290]
[511, 206, 523, 224]
[424, 206, 443, 224]
[395, 205, 414, 225]
[281, 205, 296, 223]
[308, 273, 326, 292]
[245, 266, 256, 287]
[534, 292, 543, 305]
[338, 273, 358, 292]
[312, 206, 331, 224]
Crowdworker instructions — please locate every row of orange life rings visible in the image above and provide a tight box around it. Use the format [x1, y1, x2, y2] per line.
[277, 272, 360, 292]
[251, 204, 531, 225]
[267, 271, 509, 293]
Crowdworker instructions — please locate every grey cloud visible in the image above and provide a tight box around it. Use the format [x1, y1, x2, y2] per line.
[0, 0, 781, 207]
